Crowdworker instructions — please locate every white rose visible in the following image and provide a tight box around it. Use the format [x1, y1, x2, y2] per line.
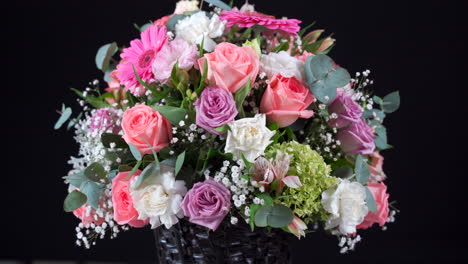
[175, 12, 226, 52]
[260, 51, 305, 81]
[174, 0, 199, 15]
[321, 179, 368, 234]
[225, 114, 276, 162]
[130, 164, 187, 229]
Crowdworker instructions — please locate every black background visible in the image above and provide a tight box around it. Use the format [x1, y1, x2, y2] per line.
[4, 0, 467, 263]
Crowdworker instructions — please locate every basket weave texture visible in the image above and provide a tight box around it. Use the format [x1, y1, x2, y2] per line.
[154, 218, 292, 264]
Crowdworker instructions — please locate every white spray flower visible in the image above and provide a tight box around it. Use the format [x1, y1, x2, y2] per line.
[260, 51, 305, 81]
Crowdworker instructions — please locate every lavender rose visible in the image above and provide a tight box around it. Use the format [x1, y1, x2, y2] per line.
[194, 87, 238, 135]
[181, 177, 231, 231]
[328, 90, 363, 128]
[337, 119, 376, 155]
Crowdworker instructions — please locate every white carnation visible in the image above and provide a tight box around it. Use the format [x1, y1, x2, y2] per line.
[321, 179, 368, 235]
[260, 51, 305, 81]
[225, 114, 276, 162]
[174, 0, 199, 15]
[175, 11, 225, 52]
[130, 165, 187, 229]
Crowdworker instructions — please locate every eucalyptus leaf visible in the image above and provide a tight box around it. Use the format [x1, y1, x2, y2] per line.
[332, 165, 353, 178]
[63, 172, 86, 188]
[63, 190, 87, 212]
[128, 143, 142, 161]
[152, 105, 187, 125]
[382, 91, 400, 113]
[365, 186, 378, 213]
[134, 162, 160, 189]
[139, 23, 152, 32]
[80, 181, 102, 209]
[54, 106, 72, 130]
[101, 133, 128, 149]
[256, 193, 273, 205]
[95, 42, 118, 72]
[107, 169, 119, 181]
[234, 79, 252, 114]
[71, 88, 110, 109]
[254, 204, 294, 228]
[204, 0, 232, 10]
[250, 204, 260, 231]
[126, 160, 142, 180]
[355, 155, 370, 184]
[84, 162, 108, 183]
[166, 14, 187, 31]
[119, 164, 133, 172]
[175, 151, 186, 176]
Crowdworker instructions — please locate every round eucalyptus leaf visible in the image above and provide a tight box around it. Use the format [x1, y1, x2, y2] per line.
[63, 190, 87, 212]
[95, 42, 118, 72]
[268, 204, 294, 228]
[324, 67, 351, 89]
[309, 54, 334, 79]
[84, 162, 108, 183]
[254, 205, 271, 227]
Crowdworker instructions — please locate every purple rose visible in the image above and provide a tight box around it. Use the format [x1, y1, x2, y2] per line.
[194, 87, 238, 134]
[182, 177, 231, 231]
[328, 91, 363, 128]
[337, 119, 376, 155]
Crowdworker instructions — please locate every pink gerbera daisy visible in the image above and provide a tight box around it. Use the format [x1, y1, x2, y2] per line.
[116, 25, 168, 95]
[219, 10, 301, 36]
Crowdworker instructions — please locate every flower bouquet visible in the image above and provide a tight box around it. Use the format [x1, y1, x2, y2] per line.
[56, 0, 400, 262]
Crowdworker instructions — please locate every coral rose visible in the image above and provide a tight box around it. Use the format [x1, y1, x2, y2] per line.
[198, 42, 259, 93]
[260, 73, 315, 127]
[112, 170, 148, 228]
[358, 182, 389, 229]
[122, 104, 172, 155]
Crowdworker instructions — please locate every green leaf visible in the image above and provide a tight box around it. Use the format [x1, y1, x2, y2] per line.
[256, 193, 274, 206]
[250, 204, 260, 231]
[268, 122, 279, 131]
[95, 42, 118, 72]
[166, 14, 186, 31]
[272, 41, 289, 53]
[71, 88, 110, 109]
[128, 143, 142, 161]
[284, 127, 297, 141]
[305, 54, 350, 103]
[132, 65, 161, 96]
[332, 165, 353, 178]
[175, 151, 186, 176]
[355, 155, 370, 184]
[63, 172, 87, 188]
[365, 186, 378, 213]
[234, 79, 252, 114]
[139, 23, 152, 32]
[241, 152, 253, 170]
[204, 0, 232, 10]
[119, 164, 133, 172]
[54, 106, 72, 130]
[373, 95, 383, 105]
[382, 91, 400, 113]
[298, 22, 316, 37]
[254, 204, 294, 228]
[152, 105, 187, 125]
[84, 162, 108, 183]
[214, 124, 229, 133]
[107, 169, 118, 181]
[80, 181, 102, 209]
[134, 162, 160, 189]
[101, 133, 128, 148]
[126, 160, 143, 180]
[64, 190, 87, 212]
[196, 60, 209, 95]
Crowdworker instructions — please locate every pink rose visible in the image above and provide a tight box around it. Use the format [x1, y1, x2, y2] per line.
[336, 119, 376, 155]
[181, 177, 231, 231]
[111, 170, 148, 228]
[369, 151, 386, 182]
[260, 73, 315, 127]
[73, 205, 105, 227]
[122, 105, 172, 155]
[198, 42, 260, 93]
[154, 15, 171, 26]
[358, 182, 389, 229]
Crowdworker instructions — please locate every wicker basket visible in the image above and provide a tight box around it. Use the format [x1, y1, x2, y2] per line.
[154, 218, 292, 264]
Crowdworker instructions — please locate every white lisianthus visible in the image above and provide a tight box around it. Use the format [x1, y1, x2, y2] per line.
[225, 114, 276, 162]
[175, 11, 226, 52]
[174, 0, 199, 15]
[130, 165, 187, 229]
[321, 179, 368, 235]
[260, 51, 305, 81]
[239, 1, 255, 12]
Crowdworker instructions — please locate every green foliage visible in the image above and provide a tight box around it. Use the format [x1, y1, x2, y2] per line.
[175, 151, 186, 176]
[64, 190, 87, 212]
[234, 79, 252, 117]
[355, 155, 370, 184]
[63, 172, 87, 188]
[84, 162, 108, 184]
[214, 124, 229, 133]
[152, 105, 187, 125]
[126, 160, 143, 180]
[128, 143, 142, 161]
[101, 133, 128, 148]
[298, 22, 316, 37]
[272, 41, 289, 53]
[381, 91, 400, 113]
[365, 186, 378, 213]
[204, 0, 232, 10]
[265, 141, 339, 223]
[304, 54, 350, 103]
[95, 42, 118, 72]
[134, 162, 160, 189]
[166, 14, 186, 31]
[54, 105, 72, 130]
[254, 204, 294, 228]
[71, 88, 110, 109]
[79, 181, 102, 209]
[249, 204, 260, 231]
[256, 193, 274, 205]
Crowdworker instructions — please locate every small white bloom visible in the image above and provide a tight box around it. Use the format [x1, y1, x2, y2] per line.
[321, 179, 368, 235]
[225, 114, 276, 162]
[230, 216, 238, 224]
[130, 165, 187, 229]
[174, 0, 199, 14]
[260, 51, 305, 81]
[175, 12, 226, 52]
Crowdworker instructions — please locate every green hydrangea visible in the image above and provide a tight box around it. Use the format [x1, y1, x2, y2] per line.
[265, 141, 338, 223]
